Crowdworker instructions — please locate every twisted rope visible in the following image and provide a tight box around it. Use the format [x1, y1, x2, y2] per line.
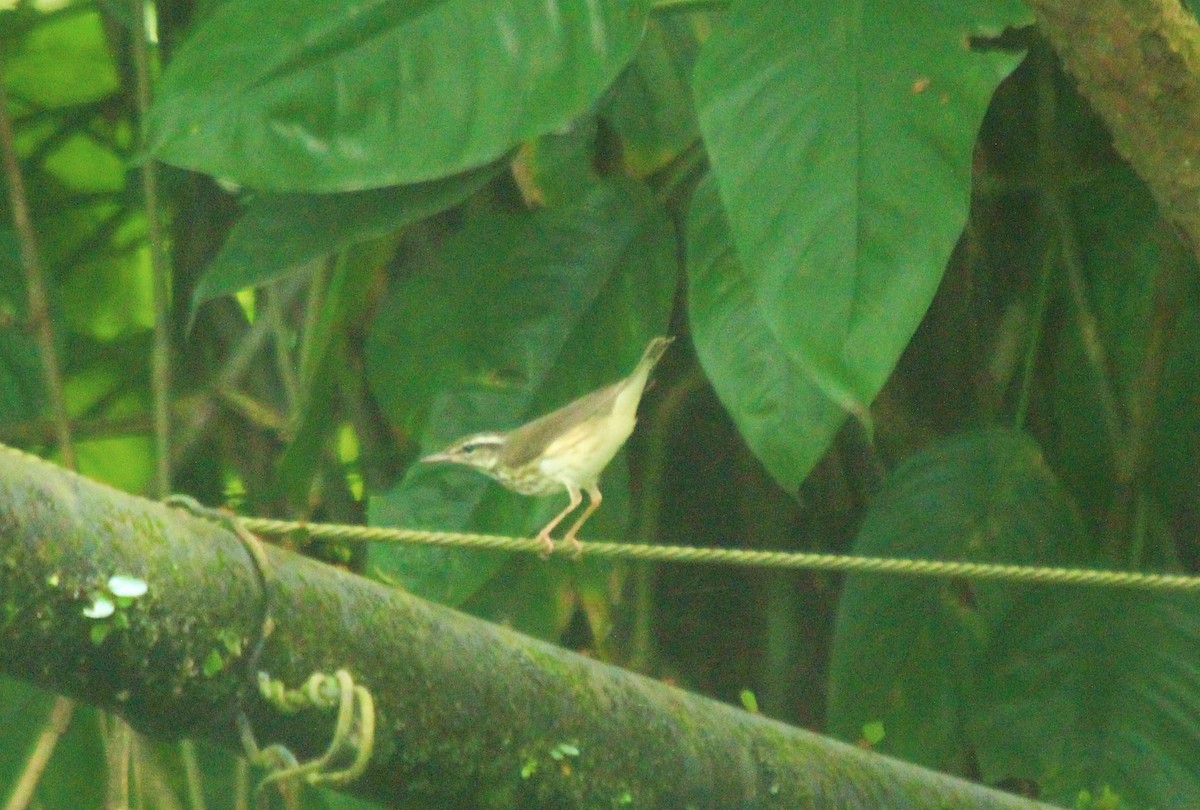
[4, 443, 1194, 592]
[237, 517, 1200, 592]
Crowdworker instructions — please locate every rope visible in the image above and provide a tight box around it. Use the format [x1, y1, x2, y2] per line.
[237, 517, 1200, 593]
[5, 440, 1187, 593]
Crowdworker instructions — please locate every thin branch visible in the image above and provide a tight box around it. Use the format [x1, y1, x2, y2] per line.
[1, 696, 75, 810]
[173, 273, 309, 464]
[132, 0, 172, 497]
[0, 42, 76, 469]
[104, 716, 133, 810]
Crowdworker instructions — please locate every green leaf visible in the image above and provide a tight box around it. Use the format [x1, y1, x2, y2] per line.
[3, 10, 119, 108]
[687, 176, 844, 490]
[147, 0, 651, 191]
[193, 162, 503, 310]
[972, 589, 1200, 809]
[1051, 167, 1159, 521]
[693, 0, 1030, 415]
[512, 118, 602, 208]
[365, 178, 673, 606]
[833, 428, 1200, 806]
[459, 552, 574, 639]
[601, 11, 707, 176]
[827, 429, 1088, 772]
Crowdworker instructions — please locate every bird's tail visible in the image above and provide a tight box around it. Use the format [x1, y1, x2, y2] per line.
[611, 335, 673, 421]
[634, 336, 673, 378]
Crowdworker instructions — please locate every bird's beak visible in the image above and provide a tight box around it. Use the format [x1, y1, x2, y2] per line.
[421, 451, 450, 464]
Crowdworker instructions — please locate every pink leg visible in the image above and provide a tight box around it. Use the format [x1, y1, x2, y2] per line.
[535, 485, 581, 558]
[560, 485, 601, 558]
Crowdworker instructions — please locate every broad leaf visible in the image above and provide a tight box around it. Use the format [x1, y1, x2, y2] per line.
[829, 429, 1200, 807]
[687, 177, 843, 490]
[147, 0, 651, 191]
[972, 588, 1200, 809]
[1051, 163, 1200, 553]
[693, 0, 1030, 418]
[194, 162, 503, 310]
[827, 429, 1088, 771]
[1150, 302, 1200, 533]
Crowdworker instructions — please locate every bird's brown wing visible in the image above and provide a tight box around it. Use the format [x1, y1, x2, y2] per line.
[499, 382, 621, 468]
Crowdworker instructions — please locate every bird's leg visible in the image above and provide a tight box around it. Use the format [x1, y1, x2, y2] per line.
[535, 485, 582, 558]
[560, 485, 602, 558]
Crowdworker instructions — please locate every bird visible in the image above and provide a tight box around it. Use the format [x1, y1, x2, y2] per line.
[422, 336, 673, 557]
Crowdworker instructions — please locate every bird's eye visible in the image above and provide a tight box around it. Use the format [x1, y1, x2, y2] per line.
[454, 436, 501, 457]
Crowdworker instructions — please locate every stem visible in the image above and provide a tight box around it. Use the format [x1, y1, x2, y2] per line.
[0, 43, 76, 469]
[173, 273, 309, 464]
[1032, 46, 1124, 450]
[652, 141, 707, 208]
[104, 716, 133, 810]
[2, 697, 76, 810]
[132, 0, 172, 497]
[650, 0, 729, 12]
[179, 740, 207, 810]
[266, 281, 301, 415]
[1013, 234, 1056, 431]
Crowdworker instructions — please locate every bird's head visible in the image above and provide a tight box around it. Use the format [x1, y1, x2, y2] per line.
[422, 432, 508, 474]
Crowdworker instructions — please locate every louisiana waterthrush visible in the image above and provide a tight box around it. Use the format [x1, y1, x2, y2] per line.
[422, 336, 673, 556]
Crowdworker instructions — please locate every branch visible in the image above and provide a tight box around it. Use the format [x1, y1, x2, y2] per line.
[0, 45, 75, 468]
[1027, 0, 1200, 259]
[0, 444, 1055, 809]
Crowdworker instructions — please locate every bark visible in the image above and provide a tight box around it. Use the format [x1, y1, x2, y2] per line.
[0, 444, 1055, 809]
[1028, 0, 1200, 259]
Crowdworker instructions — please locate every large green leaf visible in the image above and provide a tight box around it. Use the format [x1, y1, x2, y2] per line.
[687, 177, 843, 491]
[365, 178, 674, 608]
[829, 429, 1200, 807]
[693, 0, 1030, 416]
[276, 240, 391, 507]
[147, 0, 650, 191]
[193, 162, 503, 310]
[827, 429, 1089, 772]
[972, 588, 1200, 809]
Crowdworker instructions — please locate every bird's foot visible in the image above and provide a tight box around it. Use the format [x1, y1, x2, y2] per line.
[561, 533, 583, 560]
[535, 531, 555, 560]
